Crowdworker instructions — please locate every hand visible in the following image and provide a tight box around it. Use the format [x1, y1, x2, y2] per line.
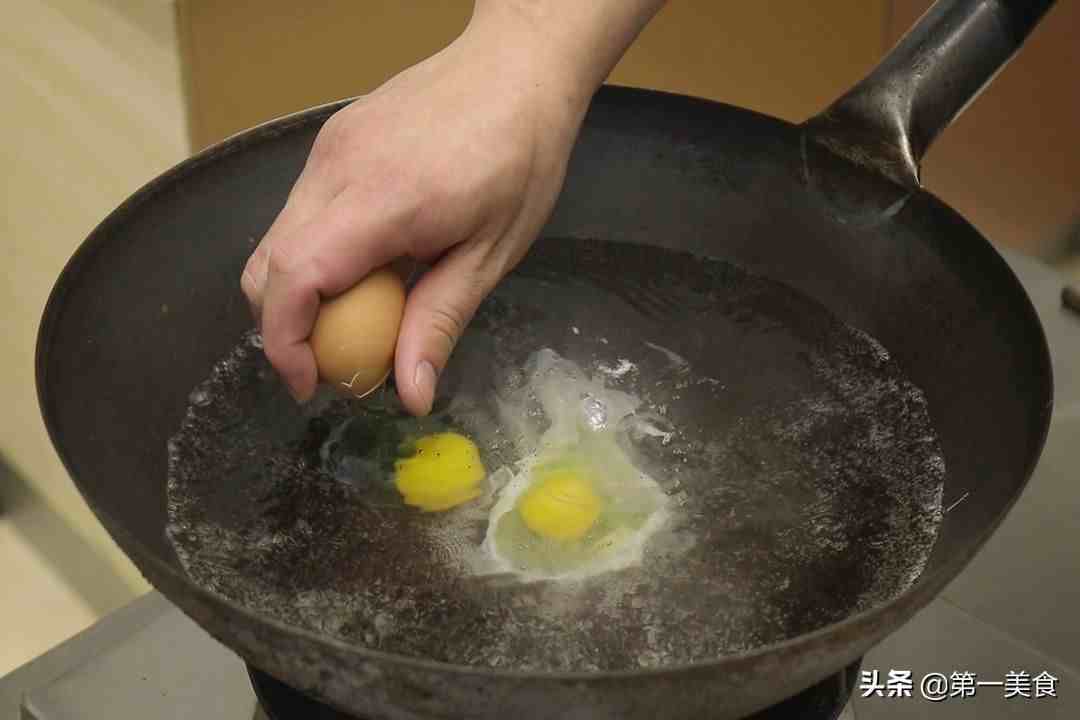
[242, 1, 665, 416]
[241, 23, 587, 416]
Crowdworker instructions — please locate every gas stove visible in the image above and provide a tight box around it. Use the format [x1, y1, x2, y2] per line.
[245, 659, 861, 719]
[3, 251, 1077, 720]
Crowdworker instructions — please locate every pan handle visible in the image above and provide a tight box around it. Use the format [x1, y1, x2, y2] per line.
[803, 0, 1056, 189]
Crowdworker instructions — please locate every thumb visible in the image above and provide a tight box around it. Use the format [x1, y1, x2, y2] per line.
[394, 247, 495, 416]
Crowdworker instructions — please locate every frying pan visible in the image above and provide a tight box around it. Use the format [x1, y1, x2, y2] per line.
[36, 0, 1055, 718]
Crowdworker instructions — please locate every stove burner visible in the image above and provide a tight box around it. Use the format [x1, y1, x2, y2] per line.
[247, 659, 861, 720]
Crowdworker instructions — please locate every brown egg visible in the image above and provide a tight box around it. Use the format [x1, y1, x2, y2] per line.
[310, 267, 406, 399]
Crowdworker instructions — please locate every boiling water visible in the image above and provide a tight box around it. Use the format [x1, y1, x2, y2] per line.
[166, 238, 944, 671]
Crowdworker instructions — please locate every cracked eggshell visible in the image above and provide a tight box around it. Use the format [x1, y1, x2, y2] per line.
[310, 266, 406, 399]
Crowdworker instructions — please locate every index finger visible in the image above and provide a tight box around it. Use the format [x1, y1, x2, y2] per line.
[241, 163, 338, 322]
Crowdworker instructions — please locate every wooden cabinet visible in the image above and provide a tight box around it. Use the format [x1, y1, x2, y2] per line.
[176, 1, 889, 148]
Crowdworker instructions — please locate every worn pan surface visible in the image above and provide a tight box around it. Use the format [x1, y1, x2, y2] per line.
[36, 1, 1054, 718]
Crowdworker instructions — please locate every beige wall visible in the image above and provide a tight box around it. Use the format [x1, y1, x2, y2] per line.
[2, 0, 186, 590]
[179, 1, 889, 149]
[2, 0, 187, 673]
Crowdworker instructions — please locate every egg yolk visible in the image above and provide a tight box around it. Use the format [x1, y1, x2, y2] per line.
[394, 432, 485, 512]
[517, 467, 602, 541]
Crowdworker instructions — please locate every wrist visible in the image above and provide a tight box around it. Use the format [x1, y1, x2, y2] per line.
[474, 0, 664, 79]
[458, 4, 596, 141]
[465, 0, 663, 108]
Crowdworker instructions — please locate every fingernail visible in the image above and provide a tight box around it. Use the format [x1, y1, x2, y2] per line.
[414, 360, 437, 413]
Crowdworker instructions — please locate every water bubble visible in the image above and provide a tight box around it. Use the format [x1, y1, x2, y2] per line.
[581, 394, 608, 431]
[188, 387, 211, 407]
[618, 412, 676, 448]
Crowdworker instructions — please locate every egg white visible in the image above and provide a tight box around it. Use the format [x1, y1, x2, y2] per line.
[474, 348, 671, 582]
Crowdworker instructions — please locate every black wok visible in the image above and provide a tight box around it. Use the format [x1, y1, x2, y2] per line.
[36, 1, 1055, 718]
